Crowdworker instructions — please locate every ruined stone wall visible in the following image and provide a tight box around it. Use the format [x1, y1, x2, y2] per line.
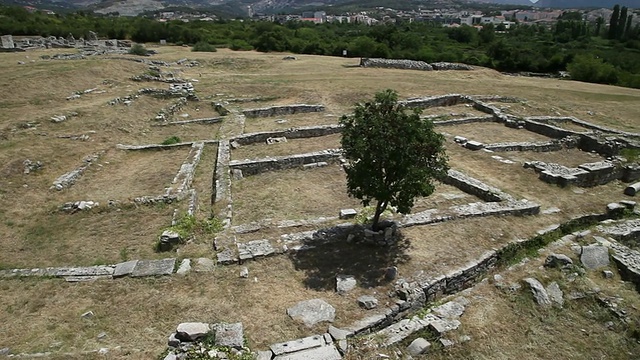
[229, 149, 342, 176]
[484, 141, 566, 152]
[443, 169, 512, 202]
[360, 58, 433, 71]
[359, 58, 473, 71]
[523, 119, 583, 139]
[400, 94, 473, 109]
[242, 104, 325, 118]
[231, 125, 342, 146]
[433, 116, 495, 126]
[524, 160, 635, 187]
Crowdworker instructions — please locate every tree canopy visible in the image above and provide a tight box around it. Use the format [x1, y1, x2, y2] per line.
[340, 89, 449, 231]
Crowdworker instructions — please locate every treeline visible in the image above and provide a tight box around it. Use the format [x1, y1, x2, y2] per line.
[1, 5, 639, 88]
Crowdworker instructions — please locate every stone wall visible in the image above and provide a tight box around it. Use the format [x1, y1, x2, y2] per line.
[400, 94, 473, 109]
[523, 160, 637, 187]
[359, 58, 473, 71]
[483, 140, 571, 152]
[443, 169, 512, 202]
[1, 35, 14, 49]
[164, 142, 204, 200]
[523, 119, 584, 139]
[433, 115, 495, 126]
[242, 104, 325, 118]
[229, 149, 342, 176]
[116, 140, 218, 151]
[214, 140, 232, 227]
[360, 58, 433, 71]
[51, 153, 101, 190]
[231, 125, 342, 146]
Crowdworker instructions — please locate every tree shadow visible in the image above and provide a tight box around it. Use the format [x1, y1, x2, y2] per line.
[287, 231, 411, 291]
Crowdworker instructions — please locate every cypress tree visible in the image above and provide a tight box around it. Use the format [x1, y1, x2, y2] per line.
[609, 4, 620, 39]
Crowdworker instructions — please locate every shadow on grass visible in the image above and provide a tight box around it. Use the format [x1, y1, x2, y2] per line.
[288, 231, 411, 291]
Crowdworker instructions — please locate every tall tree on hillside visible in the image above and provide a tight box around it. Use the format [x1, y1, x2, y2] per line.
[340, 90, 449, 231]
[618, 6, 628, 39]
[595, 16, 603, 37]
[624, 14, 633, 40]
[609, 4, 620, 39]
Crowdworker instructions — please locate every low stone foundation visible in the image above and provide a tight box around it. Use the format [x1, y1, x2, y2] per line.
[231, 125, 342, 146]
[242, 104, 325, 118]
[524, 160, 639, 187]
[229, 149, 342, 176]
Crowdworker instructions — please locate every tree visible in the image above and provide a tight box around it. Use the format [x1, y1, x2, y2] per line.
[340, 90, 449, 231]
[609, 5, 620, 39]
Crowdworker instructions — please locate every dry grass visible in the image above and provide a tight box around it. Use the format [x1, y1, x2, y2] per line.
[1, 46, 640, 358]
[231, 165, 361, 224]
[231, 133, 342, 160]
[0, 256, 371, 357]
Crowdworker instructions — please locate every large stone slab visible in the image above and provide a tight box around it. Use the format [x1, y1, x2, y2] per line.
[272, 345, 342, 360]
[270, 334, 325, 355]
[522, 278, 551, 306]
[580, 245, 610, 270]
[287, 299, 335, 327]
[407, 337, 431, 356]
[336, 275, 357, 294]
[113, 260, 138, 278]
[54, 266, 114, 277]
[131, 258, 175, 277]
[213, 322, 244, 349]
[176, 322, 210, 342]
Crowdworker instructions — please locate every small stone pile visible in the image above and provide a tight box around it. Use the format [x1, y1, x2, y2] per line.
[23, 159, 43, 174]
[164, 322, 248, 360]
[61, 200, 99, 213]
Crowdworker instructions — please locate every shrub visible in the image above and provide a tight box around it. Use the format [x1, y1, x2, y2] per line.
[567, 54, 619, 85]
[192, 41, 217, 52]
[161, 136, 181, 145]
[128, 43, 149, 56]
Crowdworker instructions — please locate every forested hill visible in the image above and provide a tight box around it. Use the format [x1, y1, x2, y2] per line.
[1, 4, 639, 88]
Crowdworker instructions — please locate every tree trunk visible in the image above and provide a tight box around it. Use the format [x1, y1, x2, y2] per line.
[371, 200, 388, 231]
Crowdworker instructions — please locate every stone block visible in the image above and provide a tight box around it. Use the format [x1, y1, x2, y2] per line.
[522, 277, 551, 306]
[453, 136, 467, 144]
[428, 318, 461, 335]
[287, 299, 335, 327]
[176, 259, 191, 275]
[213, 322, 244, 349]
[176, 322, 210, 342]
[270, 335, 325, 355]
[336, 274, 357, 294]
[407, 337, 431, 356]
[328, 325, 350, 341]
[357, 295, 378, 310]
[272, 344, 342, 360]
[544, 254, 573, 268]
[339, 209, 357, 219]
[465, 140, 484, 150]
[113, 260, 138, 278]
[580, 245, 610, 270]
[131, 258, 175, 277]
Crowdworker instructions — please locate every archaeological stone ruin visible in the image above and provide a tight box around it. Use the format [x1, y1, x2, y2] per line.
[3, 47, 640, 360]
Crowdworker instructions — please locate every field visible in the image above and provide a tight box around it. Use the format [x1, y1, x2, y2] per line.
[1, 46, 640, 359]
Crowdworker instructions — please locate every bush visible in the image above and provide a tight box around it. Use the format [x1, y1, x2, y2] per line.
[567, 54, 619, 85]
[128, 43, 148, 56]
[192, 41, 217, 52]
[161, 136, 181, 145]
[229, 41, 248, 51]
